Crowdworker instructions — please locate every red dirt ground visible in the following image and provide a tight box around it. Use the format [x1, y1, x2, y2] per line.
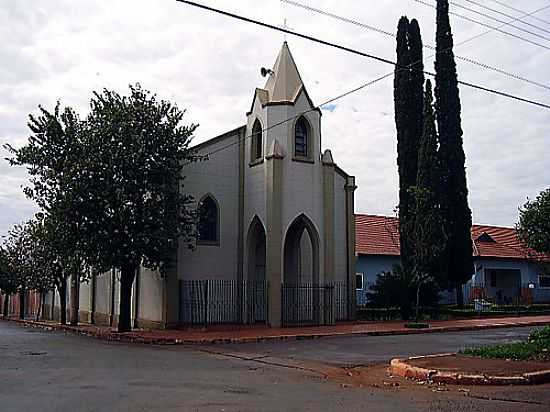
[407, 354, 550, 376]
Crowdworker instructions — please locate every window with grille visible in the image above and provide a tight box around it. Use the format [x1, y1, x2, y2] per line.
[295, 116, 309, 158]
[198, 195, 218, 243]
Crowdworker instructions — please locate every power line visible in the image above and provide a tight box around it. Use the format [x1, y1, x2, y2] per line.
[177, 0, 550, 161]
[175, 1, 550, 110]
[486, 0, 550, 27]
[282, 0, 550, 92]
[204, 74, 393, 158]
[412, 0, 550, 51]
[447, 0, 550, 41]
[459, 0, 550, 35]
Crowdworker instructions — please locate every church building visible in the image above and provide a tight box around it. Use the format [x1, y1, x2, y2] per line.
[41, 43, 357, 329]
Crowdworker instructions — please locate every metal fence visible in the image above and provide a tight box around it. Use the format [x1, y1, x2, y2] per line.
[179, 280, 267, 325]
[281, 283, 338, 326]
[464, 282, 550, 307]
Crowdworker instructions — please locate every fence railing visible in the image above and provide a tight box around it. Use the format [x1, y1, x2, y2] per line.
[463, 282, 550, 306]
[179, 279, 267, 326]
[281, 283, 336, 326]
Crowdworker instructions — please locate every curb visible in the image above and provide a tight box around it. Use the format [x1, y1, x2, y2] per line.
[389, 355, 550, 386]
[2, 316, 549, 346]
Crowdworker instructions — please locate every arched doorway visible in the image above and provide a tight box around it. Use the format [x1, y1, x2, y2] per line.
[246, 216, 267, 322]
[282, 214, 322, 324]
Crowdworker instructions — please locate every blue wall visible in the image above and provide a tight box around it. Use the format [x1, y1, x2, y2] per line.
[355, 254, 400, 305]
[356, 254, 550, 305]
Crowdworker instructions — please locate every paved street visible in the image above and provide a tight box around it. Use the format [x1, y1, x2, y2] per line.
[1, 321, 550, 412]
[211, 326, 538, 367]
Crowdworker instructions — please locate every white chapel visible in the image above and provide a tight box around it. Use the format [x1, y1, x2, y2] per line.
[44, 42, 357, 329]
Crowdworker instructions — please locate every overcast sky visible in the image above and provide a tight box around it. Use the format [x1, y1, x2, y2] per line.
[1, 0, 549, 235]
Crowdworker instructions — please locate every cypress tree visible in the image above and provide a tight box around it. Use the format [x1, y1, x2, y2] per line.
[394, 17, 424, 273]
[412, 80, 446, 279]
[434, 0, 474, 304]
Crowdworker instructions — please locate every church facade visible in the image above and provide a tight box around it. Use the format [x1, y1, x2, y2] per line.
[41, 43, 357, 329]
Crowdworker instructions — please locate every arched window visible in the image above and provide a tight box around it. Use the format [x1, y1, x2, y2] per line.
[198, 195, 219, 244]
[295, 116, 309, 158]
[251, 119, 263, 162]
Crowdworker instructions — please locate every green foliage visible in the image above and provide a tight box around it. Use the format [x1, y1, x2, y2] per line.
[404, 322, 430, 329]
[0, 246, 18, 296]
[410, 80, 446, 283]
[462, 326, 550, 361]
[529, 325, 550, 343]
[434, 0, 474, 290]
[394, 16, 425, 274]
[366, 264, 440, 320]
[4, 83, 199, 331]
[517, 188, 550, 256]
[79, 84, 198, 276]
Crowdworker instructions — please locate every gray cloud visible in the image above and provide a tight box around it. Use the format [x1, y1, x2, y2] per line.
[0, 0, 548, 236]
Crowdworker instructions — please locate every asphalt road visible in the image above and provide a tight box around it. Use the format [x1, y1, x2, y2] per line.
[212, 326, 538, 367]
[1, 321, 549, 412]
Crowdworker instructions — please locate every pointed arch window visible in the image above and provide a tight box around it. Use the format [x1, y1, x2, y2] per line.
[251, 119, 263, 163]
[197, 195, 219, 244]
[294, 116, 310, 158]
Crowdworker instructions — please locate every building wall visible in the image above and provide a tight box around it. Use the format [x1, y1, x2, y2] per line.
[138, 268, 164, 325]
[246, 90, 326, 282]
[356, 254, 550, 305]
[94, 272, 112, 323]
[178, 129, 242, 281]
[333, 171, 348, 284]
[356, 254, 401, 285]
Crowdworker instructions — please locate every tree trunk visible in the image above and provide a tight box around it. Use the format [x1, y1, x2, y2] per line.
[36, 292, 43, 321]
[416, 284, 421, 323]
[118, 264, 137, 333]
[59, 279, 68, 325]
[70, 273, 80, 326]
[19, 288, 26, 320]
[456, 283, 464, 307]
[2, 294, 9, 317]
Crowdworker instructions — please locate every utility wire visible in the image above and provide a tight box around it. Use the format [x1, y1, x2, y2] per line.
[282, 0, 550, 92]
[177, 0, 550, 161]
[486, 0, 550, 27]
[447, 0, 550, 41]
[175, 0, 550, 110]
[412, 0, 550, 51]
[459, 0, 550, 35]
[204, 74, 391, 159]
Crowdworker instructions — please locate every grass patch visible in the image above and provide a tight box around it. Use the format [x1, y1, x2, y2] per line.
[462, 326, 550, 361]
[404, 322, 430, 329]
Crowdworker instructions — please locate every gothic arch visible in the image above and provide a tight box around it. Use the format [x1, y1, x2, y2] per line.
[197, 193, 220, 245]
[293, 115, 312, 159]
[251, 118, 263, 162]
[246, 215, 267, 322]
[283, 213, 320, 285]
[246, 215, 266, 282]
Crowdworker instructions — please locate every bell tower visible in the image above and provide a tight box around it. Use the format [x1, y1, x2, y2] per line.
[243, 42, 354, 327]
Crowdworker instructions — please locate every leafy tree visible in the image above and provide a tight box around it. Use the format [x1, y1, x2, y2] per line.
[5, 103, 89, 323]
[28, 216, 75, 323]
[75, 84, 198, 332]
[434, 0, 473, 304]
[3, 223, 36, 319]
[367, 264, 439, 320]
[394, 17, 424, 274]
[517, 188, 550, 256]
[410, 80, 446, 282]
[0, 247, 18, 317]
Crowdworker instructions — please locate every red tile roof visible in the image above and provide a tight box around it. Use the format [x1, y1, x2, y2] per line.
[355, 214, 546, 261]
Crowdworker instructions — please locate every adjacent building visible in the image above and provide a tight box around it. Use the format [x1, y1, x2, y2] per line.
[355, 214, 550, 305]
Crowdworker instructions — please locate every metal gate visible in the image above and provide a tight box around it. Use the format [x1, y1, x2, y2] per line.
[281, 283, 336, 326]
[179, 279, 267, 325]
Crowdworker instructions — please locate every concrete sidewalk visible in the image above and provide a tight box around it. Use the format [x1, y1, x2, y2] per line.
[3, 314, 550, 345]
